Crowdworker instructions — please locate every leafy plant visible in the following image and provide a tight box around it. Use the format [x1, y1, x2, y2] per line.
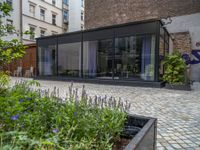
[0, 81, 128, 150]
[0, 71, 10, 94]
[0, 2, 30, 67]
[163, 51, 187, 84]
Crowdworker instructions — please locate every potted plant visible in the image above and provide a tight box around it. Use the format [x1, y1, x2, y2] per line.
[163, 50, 191, 91]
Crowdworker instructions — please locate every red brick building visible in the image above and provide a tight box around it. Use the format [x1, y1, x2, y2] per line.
[85, 0, 200, 29]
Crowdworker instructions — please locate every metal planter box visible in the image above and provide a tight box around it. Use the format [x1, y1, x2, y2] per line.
[165, 83, 191, 91]
[116, 114, 157, 150]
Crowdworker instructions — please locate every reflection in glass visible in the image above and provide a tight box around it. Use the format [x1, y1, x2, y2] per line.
[159, 36, 165, 78]
[58, 42, 81, 77]
[115, 35, 155, 81]
[115, 36, 139, 79]
[38, 41, 57, 76]
[83, 39, 113, 79]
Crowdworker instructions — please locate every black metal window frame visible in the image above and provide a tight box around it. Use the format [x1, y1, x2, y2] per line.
[36, 20, 169, 82]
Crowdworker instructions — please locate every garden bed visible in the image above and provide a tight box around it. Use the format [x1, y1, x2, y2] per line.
[113, 115, 157, 150]
[165, 83, 191, 91]
[0, 80, 157, 150]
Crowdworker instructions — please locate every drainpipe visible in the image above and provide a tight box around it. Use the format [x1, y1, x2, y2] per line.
[19, 0, 23, 69]
[19, 0, 23, 43]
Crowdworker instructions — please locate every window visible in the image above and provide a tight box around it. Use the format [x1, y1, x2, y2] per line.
[58, 42, 82, 77]
[38, 38, 57, 76]
[83, 39, 113, 79]
[40, 30, 45, 37]
[6, 0, 12, 7]
[81, 0, 84, 7]
[29, 4, 35, 17]
[6, 19, 13, 33]
[52, 14, 56, 25]
[52, 0, 56, 5]
[40, 9, 45, 21]
[63, 11, 68, 22]
[63, 0, 68, 5]
[81, 11, 84, 21]
[83, 35, 155, 81]
[114, 35, 155, 81]
[81, 25, 84, 30]
[29, 26, 35, 40]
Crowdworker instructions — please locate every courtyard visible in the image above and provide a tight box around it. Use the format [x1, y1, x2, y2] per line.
[10, 77, 200, 150]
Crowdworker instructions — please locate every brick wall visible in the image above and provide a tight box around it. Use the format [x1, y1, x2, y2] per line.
[85, 0, 200, 29]
[171, 32, 192, 79]
[4, 44, 36, 76]
[172, 32, 191, 54]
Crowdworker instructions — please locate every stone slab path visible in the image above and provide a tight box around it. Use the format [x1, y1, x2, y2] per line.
[11, 77, 200, 150]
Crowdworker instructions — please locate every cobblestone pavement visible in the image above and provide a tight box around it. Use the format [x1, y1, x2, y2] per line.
[11, 77, 200, 150]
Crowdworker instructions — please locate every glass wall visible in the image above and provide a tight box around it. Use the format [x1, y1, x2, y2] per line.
[159, 27, 169, 79]
[159, 36, 165, 78]
[83, 39, 113, 79]
[82, 35, 155, 81]
[37, 20, 168, 82]
[38, 38, 57, 76]
[58, 42, 81, 77]
[114, 35, 155, 81]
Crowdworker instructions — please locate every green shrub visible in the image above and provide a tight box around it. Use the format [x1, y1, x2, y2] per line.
[0, 71, 10, 94]
[163, 51, 187, 85]
[0, 81, 127, 150]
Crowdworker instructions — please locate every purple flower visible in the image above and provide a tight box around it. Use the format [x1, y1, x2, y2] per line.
[52, 129, 59, 133]
[11, 114, 19, 120]
[26, 97, 32, 101]
[19, 99, 24, 103]
[74, 112, 77, 117]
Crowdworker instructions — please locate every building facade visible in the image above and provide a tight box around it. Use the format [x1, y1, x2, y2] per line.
[1, 0, 85, 44]
[85, 0, 200, 81]
[36, 20, 170, 87]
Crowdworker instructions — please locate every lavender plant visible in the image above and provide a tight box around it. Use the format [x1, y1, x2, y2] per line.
[0, 81, 130, 150]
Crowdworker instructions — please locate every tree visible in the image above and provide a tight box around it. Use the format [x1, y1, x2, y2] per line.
[0, 2, 27, 67]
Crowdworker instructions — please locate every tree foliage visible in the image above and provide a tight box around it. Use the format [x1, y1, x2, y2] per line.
[0, 2, 26, 66]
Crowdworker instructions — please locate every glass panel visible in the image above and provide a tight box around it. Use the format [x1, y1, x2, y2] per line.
[114, 35, 155, 81]
[159, 37, 165, 79]
[140, 35, 155, 81]
[83, 39, 113, 79]
[38, 39, 57, 76]
[160, 26, 164, 38]
[164, 30, 169, 44]
[114, 36, 139, 79]
[58, 42, 81, 77]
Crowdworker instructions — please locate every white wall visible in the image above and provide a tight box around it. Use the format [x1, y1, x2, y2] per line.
[68, 0, 83, 32]
[164, 13, 200, 81]
[0, 0, 20, 41]
[1, 0, 85, 44]
[22, 0, 63, 44]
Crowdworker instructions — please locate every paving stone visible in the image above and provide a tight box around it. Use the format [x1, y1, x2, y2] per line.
[180, 143, 192, 148]
[171, 144, 182, 149]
